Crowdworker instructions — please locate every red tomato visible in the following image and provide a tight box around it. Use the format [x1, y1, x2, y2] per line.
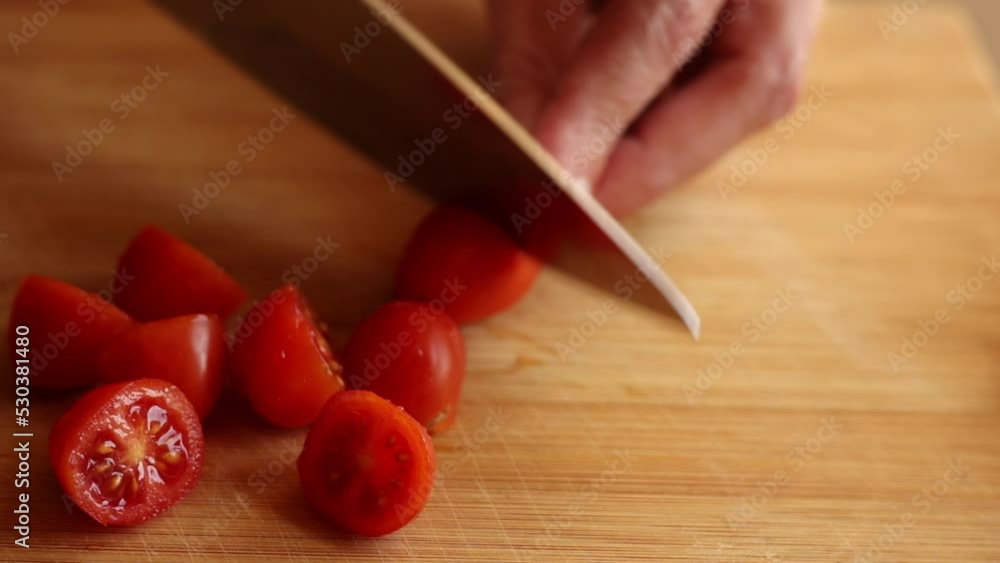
[395, 205, 541, 323]
[8, 275, 133, 391]
[97, 315, 226, 420]
[114, 226, 247, 322]
[49, 379, 205, 526]
[297, 390, 436, 537]
[343, 301, 465, 433]
[230, 285, 344, 428]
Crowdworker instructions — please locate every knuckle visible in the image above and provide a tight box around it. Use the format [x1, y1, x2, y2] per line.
[758, 52, 805, 121]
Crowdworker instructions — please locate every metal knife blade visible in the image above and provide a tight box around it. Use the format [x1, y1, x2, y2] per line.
[150, 0, 700, 338]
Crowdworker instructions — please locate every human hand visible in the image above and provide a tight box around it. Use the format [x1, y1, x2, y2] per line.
[489, 0, 824, 216]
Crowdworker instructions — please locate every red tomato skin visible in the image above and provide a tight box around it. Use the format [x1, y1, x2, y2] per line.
[343, 302, 465, 433]
[97, 314, 227, 419]
[230, 285, 344, 428]
[113, 226, 247, 322]
[298, 390, 436, 537]
[8, 275, 134, 391]
[394, 205, 541, 324]
[49, 379, 205, 526]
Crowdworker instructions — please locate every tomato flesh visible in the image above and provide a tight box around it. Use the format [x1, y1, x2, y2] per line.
[231, 285, 345, 428]
[394, 205, 541, 323]
[298, 391, 436, 537]
[8, 275, 133, 391]
[343, 301, 465, 433]
[98, 314, 227, 419]
[49, 379, 204, 526]
[114, 226, 247, 322]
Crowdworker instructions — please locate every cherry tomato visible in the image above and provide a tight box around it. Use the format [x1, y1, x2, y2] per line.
[114, 226, 247, 322]
[49, 379, 205, 526]
[297, 390, 436, 537]
[395, 205, 541, 323]
[230, 285, 344, 428]
[8, 275, 133, 391]
[97, 315, 226, 420]
[343, 302, 465, 433]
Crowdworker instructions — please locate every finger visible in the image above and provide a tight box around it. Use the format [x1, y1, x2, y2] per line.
[487, 0, 594, 130]
[531, 0, 727, 184]
[593, 0, 824, 216]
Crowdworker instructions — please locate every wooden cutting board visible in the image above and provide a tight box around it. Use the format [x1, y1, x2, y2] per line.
[2, 1, 999, 561]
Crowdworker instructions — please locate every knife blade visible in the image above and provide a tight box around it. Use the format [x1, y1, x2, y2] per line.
[150, 0, 700, 338]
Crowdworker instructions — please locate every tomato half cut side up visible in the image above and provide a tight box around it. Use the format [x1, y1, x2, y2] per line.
[113, 226, 247, 322]
[49, 379, 205, 526]
[394, 205, 542, 324]
[231, 285, 345, 428]
[8, 275, 133, 391]
[97, 314, 227, 420]
[298, 391, 436, 537]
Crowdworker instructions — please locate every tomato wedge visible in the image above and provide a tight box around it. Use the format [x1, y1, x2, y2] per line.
[297, 391, 436, 537]
[97, 314, 227, 420]
[343, 302, 465, 433]
[8, 275, 133, 391]
[49, 379, 205, 526]
[394, 205, 541, 323]
[231, 285, 345, 428]
[113, 226, 247, 322]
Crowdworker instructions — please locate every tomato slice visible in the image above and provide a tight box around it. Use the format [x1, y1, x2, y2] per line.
[343, 302, 465, 433]
[113, 226, 247, 322]
[394, 205, 542, 323]
[97, 315, 227, 420]
[49, 379, 205, 526]
[297, 391, 436, 537]
[231, 285, 345, 428]
[8, 275, 133, 391]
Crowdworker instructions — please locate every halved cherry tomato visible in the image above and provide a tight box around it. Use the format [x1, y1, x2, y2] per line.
[395, 205, 541, 323]
[49, 379, 205, 526]
[230, 285, 344, 428]
[343, 301, 465, 433]
[113, 226, 247, 322]
[8, 275, 133, 391]
[297, 390, 436, 537]
[97, 315, 226, 420]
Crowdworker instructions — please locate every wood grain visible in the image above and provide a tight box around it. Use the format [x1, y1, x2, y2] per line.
[1, 1, 999, 562]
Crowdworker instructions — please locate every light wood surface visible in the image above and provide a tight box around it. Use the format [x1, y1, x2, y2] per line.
[2, 1, 999, 562]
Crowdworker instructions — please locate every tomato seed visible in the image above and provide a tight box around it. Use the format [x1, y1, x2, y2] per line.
[161, 451, 182, 465]
[105, 474, 124, 492]
[396, 453, 409, 462]
[95, 440, 116, 455]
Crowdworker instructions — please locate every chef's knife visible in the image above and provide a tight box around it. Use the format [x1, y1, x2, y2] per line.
[151, 0, 701, 338]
